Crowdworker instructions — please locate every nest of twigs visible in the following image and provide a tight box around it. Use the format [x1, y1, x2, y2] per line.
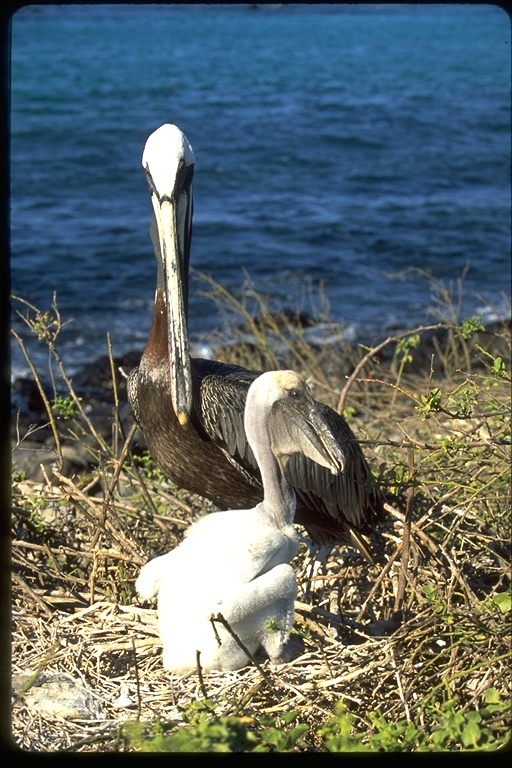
[11, 426, 511, 751]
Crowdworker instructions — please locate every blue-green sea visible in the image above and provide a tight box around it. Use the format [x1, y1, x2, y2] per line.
[10, 4, 511, 378]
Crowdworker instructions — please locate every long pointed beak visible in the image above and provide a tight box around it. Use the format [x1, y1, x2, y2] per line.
[269, 393, 345, 476]
[150, 192, 192, 426]
[306, 408, 345, 476]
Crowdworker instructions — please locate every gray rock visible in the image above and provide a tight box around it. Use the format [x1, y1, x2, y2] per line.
[11, 441, 91, 483]
[12, 671, 107, 720]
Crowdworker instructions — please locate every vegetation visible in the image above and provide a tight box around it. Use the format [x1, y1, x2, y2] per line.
[10, 275, 511, 752]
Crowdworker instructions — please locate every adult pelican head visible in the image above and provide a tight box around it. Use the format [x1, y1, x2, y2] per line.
[142, 123, 195, 425]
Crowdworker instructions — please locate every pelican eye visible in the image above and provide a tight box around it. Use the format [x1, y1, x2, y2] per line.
[145, 167, 158, 196]
[289, 388, 301, 399]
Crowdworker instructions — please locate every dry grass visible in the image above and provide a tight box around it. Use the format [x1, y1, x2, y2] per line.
[9, 282, 512, 752]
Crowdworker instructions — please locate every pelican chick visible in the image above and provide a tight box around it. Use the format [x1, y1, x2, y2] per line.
[135, 370, 344, 674]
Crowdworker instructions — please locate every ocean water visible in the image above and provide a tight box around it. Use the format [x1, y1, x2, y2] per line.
[9, 4, 511, 380]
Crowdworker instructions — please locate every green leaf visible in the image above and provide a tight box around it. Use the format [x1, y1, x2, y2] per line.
[483, 688, 501, 705]
[423, 584, 438, 601]
[491, 356, 507, 377]
[492, 592, 512, 614]
[457, 314, 485, 340]
[461, 713, 482, 748]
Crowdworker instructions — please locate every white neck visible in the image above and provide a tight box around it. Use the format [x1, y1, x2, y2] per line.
[244, 388, 296, 528]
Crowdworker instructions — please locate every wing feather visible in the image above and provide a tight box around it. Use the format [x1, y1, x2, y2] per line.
[194, 360, 260, 481]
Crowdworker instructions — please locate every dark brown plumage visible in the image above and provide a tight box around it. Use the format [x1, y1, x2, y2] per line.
[128, 124, 384, 560]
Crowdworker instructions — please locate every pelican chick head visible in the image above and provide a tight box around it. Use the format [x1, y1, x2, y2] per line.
[245, 371, 345, 476]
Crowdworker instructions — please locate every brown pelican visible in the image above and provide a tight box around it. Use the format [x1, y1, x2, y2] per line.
[128, 124, 383, 559]
[136, 370, 345, 673]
